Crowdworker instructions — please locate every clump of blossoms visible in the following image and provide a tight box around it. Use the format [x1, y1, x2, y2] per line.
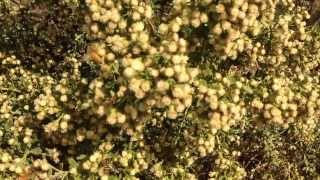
[1, 0, 320, 179]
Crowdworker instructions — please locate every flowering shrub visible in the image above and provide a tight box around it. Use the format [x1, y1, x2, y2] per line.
[1, 0, 320, 179]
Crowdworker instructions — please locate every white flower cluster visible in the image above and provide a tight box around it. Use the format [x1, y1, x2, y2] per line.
[210, 0, 276, 60]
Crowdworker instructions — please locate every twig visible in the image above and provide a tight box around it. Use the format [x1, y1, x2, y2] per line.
[0, 87, 21, 93]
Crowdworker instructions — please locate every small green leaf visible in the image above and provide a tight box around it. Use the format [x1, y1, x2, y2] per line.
[76, 154, 87, 160]
[68, 158, 78, 168]
[30, 147, 42, 155]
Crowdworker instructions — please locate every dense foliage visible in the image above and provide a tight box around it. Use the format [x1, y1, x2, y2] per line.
[1, 0, 320, 179]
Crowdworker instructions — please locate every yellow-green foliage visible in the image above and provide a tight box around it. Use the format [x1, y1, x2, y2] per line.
[0, 0, 320, 179]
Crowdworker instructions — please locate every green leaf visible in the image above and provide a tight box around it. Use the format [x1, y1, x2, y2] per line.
[30, 147, 42, 155]
[76, 154, 87, 160]
[68, 158, 78, 168]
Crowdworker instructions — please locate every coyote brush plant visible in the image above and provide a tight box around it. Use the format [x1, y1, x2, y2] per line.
[1, 0, 320, 179]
